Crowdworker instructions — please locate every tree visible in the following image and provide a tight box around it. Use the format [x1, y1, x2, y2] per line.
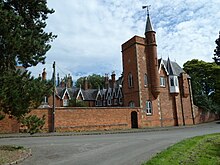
[0, 0, 56, 71]
[183, 59, 220, 112]
[0, 0, 55, 120]
[213, 32, 220, 65]
[75, 74, 105, 89]
[0, 70, 53, 119]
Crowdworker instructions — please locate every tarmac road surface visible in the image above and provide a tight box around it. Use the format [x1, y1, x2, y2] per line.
[0, 121, 219, 165]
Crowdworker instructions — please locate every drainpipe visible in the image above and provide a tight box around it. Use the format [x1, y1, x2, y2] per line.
[189, 79, 195, 125]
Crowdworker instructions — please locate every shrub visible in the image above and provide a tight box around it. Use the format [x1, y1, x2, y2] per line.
[21, 115, 45, 135]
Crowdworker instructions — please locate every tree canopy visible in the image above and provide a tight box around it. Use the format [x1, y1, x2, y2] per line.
[213, 32, 220, 65]
[0, 0, 56, 72]
[0, 70, 53, 119]
[0, 0, 55, 119]
[183, 59, 220, 112]
[75, 74, 105, 89]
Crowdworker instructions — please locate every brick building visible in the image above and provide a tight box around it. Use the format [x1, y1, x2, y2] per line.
[40, 12, 195, 128]
[40, 70, 123, 108]
[121, 12, 194, 127]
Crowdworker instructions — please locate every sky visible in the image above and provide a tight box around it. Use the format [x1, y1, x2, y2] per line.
[29, 0, 220, 82]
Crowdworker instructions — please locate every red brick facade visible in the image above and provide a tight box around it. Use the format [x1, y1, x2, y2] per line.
[121, 14, 195, 128]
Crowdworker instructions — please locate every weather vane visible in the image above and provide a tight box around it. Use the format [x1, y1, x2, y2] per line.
[142, 5, 151, 17]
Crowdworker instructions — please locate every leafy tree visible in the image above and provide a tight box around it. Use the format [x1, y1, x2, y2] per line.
[213, 32, 220, 65]
[0, 70, 53, 119]
[75, 74, 105, 89]
[183, 59, 220, 112]
[0, 0, 56, 71]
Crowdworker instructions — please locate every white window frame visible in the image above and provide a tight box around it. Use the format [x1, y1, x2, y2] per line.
[63, 99, 69, 107]
[129, 101, 135, 108]
[146, 101, 152, 115]
[160, 76, 166, 87]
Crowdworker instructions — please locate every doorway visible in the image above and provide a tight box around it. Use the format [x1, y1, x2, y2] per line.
[131, 111, 138, 128]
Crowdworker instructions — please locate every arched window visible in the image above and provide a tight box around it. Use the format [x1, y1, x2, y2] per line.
[129, 101, 135, 108]
[128, 73, 133, 88]
[146, 101, 152, 115]
[144, 74, 148, 87]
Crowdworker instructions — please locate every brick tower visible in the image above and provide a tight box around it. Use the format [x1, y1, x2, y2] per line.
[144, 12, 160, 99]
[122, 10, 159, 107]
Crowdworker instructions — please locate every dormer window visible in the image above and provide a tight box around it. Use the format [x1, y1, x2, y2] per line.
[169, 75, 179, 93]
[170, 77, 174, 86]
[170, 76, 178, 87]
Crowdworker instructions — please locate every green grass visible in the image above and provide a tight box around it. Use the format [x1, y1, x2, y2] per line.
[142, 133, 220, 165]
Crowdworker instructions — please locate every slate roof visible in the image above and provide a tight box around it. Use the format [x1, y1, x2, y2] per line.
[145, 15, 153, 33]
[159, 58, 184, 76]
[82, 89, 98, 101]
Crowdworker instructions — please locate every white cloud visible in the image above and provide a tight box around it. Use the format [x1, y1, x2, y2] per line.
[29, 0, 220, 82]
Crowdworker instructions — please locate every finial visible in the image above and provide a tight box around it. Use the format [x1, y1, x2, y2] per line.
[142, 5, 151, 17]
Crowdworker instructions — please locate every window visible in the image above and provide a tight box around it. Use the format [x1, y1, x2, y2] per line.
[160, 77, 166, 87]
[44, 95, 48, 103]
[107, 98, 112, 106]
[170, 77, 174, 86]
[128, 73, 133, 88]
[96, 100, 102, 106]
[63, 99, 69, 107]
[119, 98, 123, 105]
[144, 74, 148, 87]
[174, 77, 178, 86]
[129, 101, 135, 108]
[170, 76, 178, 87]
[146, 101, 152, 115]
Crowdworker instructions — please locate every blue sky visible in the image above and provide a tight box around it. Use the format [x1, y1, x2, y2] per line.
[29, 0, 220, 82]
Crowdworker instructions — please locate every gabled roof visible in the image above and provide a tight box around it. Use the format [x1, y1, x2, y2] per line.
[61, 88, 71, 100]
[161, 58, 184, 76]
[158, 58, 169, 75]
[56, 87, 79, 100]
[82, 89, 98, 101]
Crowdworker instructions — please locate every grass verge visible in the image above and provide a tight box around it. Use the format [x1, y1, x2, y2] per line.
[0, 145, 29, 165]
[142, 133, 220, 165]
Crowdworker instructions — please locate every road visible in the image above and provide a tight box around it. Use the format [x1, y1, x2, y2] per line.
[0, 122, 219, 165]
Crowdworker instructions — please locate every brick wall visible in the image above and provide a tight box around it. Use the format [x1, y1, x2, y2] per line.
[193, 106, 219, 124]
[54, 107, 139, 132]
[0, 115, 20, 133]
[24, 107, 139, 132]
[0, 106, 218, 133]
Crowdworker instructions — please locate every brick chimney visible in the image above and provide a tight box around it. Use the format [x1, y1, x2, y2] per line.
[111, 71, 116, 88]
[42, 68, 47, 80]
[104, 74, 109, 88]
[84, 77, 88, 90]
[67, 74, 73, 88]
[57, 73, 60, 87]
